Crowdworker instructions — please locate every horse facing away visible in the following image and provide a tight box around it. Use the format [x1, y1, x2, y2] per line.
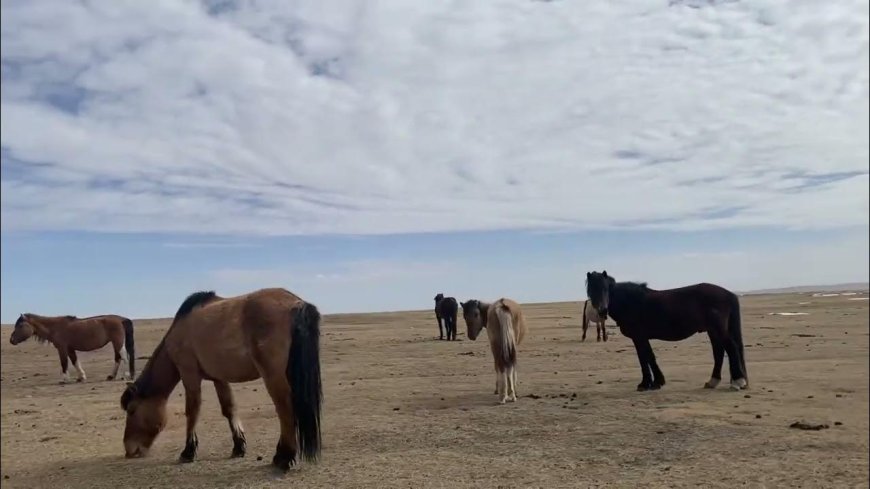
[581, 300, 608, 342]
[434, 293, 459, 341]
[9, 313, 135, 383]
[119, 288, 322, 471]
[585, 271, 748, 392]
[460, 298, 527, 404]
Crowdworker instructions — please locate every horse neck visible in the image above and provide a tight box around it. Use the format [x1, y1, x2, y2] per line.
[136, 341, 181, 401]
[25, 314, 69, 341]
[478, 302, 491, 328]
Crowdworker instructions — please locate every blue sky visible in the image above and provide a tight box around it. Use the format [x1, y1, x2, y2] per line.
[2, 227, 868, 322]
[1, 1, 868, 322]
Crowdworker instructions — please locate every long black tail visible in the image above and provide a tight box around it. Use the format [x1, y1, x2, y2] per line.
[288, 301, 322, 463]
[123, 318, 136, 378]
[582, 301, 589, 334]
[728, 293, 747, 386]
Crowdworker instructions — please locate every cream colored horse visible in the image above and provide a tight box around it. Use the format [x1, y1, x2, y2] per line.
[460, 298, 527, 404]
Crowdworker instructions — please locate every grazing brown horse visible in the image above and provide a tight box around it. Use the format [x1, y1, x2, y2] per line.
[581, 300, 608, 342]
[434, 293, 459, 341]
[9, 313, 135, 383]
[119, 288, 322, 471]
[460, 298, 527, 404]
[586, 270, 747, 392]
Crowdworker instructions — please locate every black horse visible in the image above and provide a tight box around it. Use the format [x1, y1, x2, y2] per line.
[434, 293, 459, 341]
[585, 271, 748, 392]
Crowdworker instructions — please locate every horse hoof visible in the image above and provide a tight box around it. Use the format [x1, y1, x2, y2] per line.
[271, 455, 295, 471]
[231, 447, 246, 458]
[76, 378, 85, 383]
[106, 375, 114, 381]
[178, 453, 196, 464]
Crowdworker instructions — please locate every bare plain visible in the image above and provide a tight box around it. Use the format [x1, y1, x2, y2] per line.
[2, 292, 868, 488]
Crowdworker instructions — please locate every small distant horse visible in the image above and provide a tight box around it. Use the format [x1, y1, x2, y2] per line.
[119, 288, 322, 471]
[460, 298, 527, 404]
[434, 293, 459, 340]
[585, 271, 748, 392]
[9, 313, 135, 383]
[581, 300, 608, 342]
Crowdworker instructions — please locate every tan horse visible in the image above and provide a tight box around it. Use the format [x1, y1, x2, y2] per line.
[9, 313, 135, 383]
[460, 298, 527, 404]
[119, 288, 322, 471]
[581, 300, 608, 342]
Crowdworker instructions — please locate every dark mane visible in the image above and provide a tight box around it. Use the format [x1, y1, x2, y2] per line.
[122, 291, 214, 409]
[64, 315, 77, 321]
[612, 281, 650, 305]
[174, 291, 217, 321]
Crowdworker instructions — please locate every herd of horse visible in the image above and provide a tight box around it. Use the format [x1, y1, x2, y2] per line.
[7, 270, 749, 472]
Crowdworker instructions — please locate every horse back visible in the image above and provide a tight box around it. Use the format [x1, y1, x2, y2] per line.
[169, 288, 303, 383]
[437, 297, 458, 317]
[642, 283, 737, 339]
[490, 298, 526, 346]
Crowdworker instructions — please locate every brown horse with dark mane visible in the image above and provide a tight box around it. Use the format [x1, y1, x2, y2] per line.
[9, 313, 135, 383]
[585, 270, 748, 392]
[119, 287, 322, 471]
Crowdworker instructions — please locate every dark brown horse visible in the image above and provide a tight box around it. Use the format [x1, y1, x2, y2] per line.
[9, 313, 135, 383]
[119, 288, 322, 471]
[585, 271, 747, 392]
[434, 293, 459, 340]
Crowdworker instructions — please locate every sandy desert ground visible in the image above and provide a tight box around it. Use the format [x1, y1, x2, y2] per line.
[1, 292, 868, 488]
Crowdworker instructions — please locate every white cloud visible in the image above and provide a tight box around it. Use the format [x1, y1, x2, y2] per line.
[1, 0, 868, 235]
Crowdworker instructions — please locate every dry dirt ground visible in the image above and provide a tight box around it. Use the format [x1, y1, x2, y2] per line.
[2, 293, 868, 488]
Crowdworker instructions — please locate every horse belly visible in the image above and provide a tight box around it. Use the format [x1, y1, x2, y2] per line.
[198, 348, 260, 383]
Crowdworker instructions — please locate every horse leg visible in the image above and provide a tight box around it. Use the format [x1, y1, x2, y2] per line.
[704, 334, 725, 389]
[498, 368, 510, 404]
[67, 349, 86, 382]
[214, 380, 246, 458]
[507, 365, 518, 402]
[631, 338, 654, 391]
[644, 341, 666, 388]
[437, 316, 444, 340]
[56, 347, 71, 384]
[601, 321, 608, 342]
[261, 373, 298, 470]
[596, 320, 602, 342]
[723, 338, 747, 390]
[179, 377, 202, 463]
[581, 319, 588, 342]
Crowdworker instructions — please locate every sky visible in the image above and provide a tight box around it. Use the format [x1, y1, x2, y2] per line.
[1, 0, 868, 322]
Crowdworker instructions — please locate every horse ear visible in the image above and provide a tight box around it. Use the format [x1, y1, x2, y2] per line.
[602, 270, 607, 277]
[586, 272, 590, 279]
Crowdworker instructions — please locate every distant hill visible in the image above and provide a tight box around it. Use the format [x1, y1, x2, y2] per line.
[740, 282, 869, 295]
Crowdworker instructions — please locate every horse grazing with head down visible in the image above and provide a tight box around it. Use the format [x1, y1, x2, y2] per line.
[581, 300, 608, 342]
[9, 313, 135, 383]
[119, 288, 322, 471]
[461, 298, 527, 404]
[585, 270, 748, 392]
[434, 293, 459, 341]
